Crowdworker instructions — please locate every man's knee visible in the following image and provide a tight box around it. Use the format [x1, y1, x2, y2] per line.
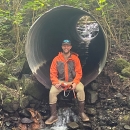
[75, 82, 84, 92]
[49, 85, 62, 97]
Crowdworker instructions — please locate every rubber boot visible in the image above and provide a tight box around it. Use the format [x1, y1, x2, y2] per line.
[45, 104, 58, 125]
[78, 101, 89, 122]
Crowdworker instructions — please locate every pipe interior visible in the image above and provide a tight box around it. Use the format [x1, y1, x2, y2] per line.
[26, 6, 108, 89]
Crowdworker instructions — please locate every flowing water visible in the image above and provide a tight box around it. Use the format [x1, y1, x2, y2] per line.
[44, 107, 79, 130]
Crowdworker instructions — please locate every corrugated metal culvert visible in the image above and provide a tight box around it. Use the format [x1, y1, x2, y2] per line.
[25, 5, 108, 89]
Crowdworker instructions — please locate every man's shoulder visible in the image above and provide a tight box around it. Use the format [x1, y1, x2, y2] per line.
[71, 52, 79, 57]
[52, 52, 62, 61]
[71, 52, 79, 59]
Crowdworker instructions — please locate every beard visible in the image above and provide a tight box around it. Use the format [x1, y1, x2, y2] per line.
[63, 50, 70, 54]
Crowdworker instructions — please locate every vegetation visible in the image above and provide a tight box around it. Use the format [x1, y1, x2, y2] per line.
[0, 0, 130, 88]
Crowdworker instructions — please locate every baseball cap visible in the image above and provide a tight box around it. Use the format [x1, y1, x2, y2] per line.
[62, 39, 71, 45]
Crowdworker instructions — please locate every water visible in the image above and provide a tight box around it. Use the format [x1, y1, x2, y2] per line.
[44, 107, 79, 130]
[77, 22, 99, 41]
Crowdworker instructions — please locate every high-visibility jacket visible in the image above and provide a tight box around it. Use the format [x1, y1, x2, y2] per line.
[50, 52, 82, 85]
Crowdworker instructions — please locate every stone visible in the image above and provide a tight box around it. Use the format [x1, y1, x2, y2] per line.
[127, 96, 130, 108]
[21, 117, 33, 124]
[67, 122, 79, 129]
[86, 89, 98, 104]
[82, 122, 92, 129]
[18, 109, 31, 118]
[118, 114, 130, 125]
[91, 82, 99, 91]
[86, 108, 96, 115]
[2, 98, 15, 113]
[124, 125, 130, 130]
[20, 97, 29, 109]
[21, 75, 48, 100]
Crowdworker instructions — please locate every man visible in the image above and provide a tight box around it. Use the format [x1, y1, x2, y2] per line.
[45, 39, 89, 125]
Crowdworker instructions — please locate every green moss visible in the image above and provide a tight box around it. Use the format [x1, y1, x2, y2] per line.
[4, 98, 12, 103]
[114, 58, 130, 72]
[0, 71, 8, 81]
[121, 67, 130, 77]
[121, 114, 130, 125]
[0, 84, 7, 91]
[3, 49, 13, 60]
[118, 74, 127, 82]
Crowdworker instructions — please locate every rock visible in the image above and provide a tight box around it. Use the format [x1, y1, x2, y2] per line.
[5, 121, 11, 127]
[2, 98, 19, 113]
[106, 120, 118, 127]
[86, 108, 96, 115]
[114, 93, 123, 98]
[91, 82, 99, 91]
[12, 101, 19, 111]
[21, 117, 33, 124]
[29, 98, 41, 109]
[0, 85, 20, 112]
[127, 96, 130, 108]
[86, 89, 98, 104]
[18, 109, 31, 118]
[67, 122, 79, 129]
[21, 75, 49, 100]
[20, 96, 30, 109]
[82, 122, 92, 129]
[99, 93, 106, 99]
[118, 114, 130, 125]
[124, 125, 130, 130]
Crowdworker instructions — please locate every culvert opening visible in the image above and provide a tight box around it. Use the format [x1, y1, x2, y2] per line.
[25, 5, 108, 89]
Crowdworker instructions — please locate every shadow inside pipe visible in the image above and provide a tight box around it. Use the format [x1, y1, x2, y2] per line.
[25, 6, 108, 89]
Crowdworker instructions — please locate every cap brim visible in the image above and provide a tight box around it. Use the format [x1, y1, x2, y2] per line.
[62, 43, 71, 45]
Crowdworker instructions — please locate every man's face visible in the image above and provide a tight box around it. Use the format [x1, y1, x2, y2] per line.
[62, 44, 72, 54]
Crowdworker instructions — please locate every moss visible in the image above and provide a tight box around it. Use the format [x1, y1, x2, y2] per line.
[0, 71, 8, 81]
[118, 74, 127, 82]
[121, 67, 130, 77]
[0, 84, 7, 91]
[3, 48, 13, 60]
[4, 98, 12, 103]
[121, 114, 130, 125]
[114, 58, 130, 73]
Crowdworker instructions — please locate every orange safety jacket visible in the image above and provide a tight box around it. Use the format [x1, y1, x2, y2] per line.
[50, 52, 82, 85]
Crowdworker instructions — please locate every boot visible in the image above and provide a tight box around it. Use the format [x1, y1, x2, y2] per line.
[78, 101, 89, 122]
[45, 104, 58, 125]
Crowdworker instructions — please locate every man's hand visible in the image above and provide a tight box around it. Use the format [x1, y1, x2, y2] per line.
[71, 83, 76, 90]
[55, 83, 61, 89]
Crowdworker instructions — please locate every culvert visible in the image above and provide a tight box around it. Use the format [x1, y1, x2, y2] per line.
[25, 5, 108, 89]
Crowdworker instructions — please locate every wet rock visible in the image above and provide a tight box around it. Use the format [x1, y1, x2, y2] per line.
[127, 96, 130, 108]
[114, 93, 123, 98]
[91, 82, 99, 91]
[86, 108, 96, 115]
[21, 117, 33, 124]
[124, 125, 130, 130]
[86, 89, 98, 104]
[99, 120, 106, 126]
[39, 108, 50, 117]
[106, 119, 118, 127]
[10, 116, 18, 121]
[19, 109, 31, 118]
[98, 93, 106, 99]
[82, 122, 92, 130]
[67, 122, 79, 129]
[5, 121, 11, 127]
